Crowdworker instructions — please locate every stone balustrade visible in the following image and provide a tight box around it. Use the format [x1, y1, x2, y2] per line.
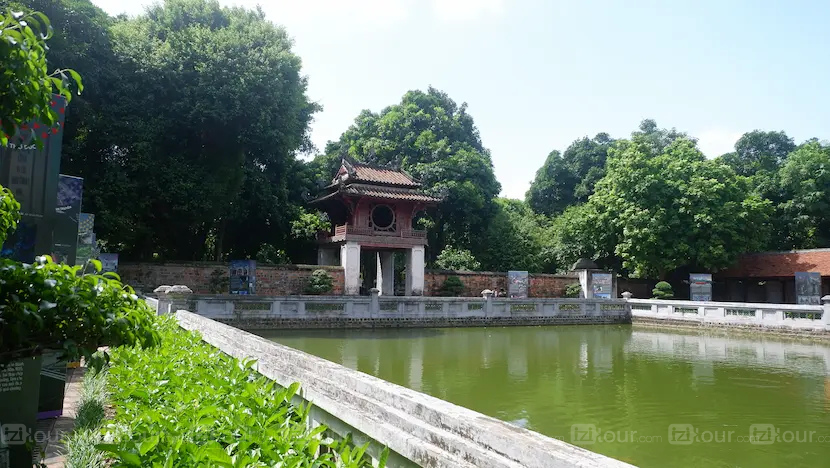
[171, 290, 630, 329]
[625, 294, 830, 334]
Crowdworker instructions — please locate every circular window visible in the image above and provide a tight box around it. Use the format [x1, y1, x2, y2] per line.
[371, 204, 395, 231]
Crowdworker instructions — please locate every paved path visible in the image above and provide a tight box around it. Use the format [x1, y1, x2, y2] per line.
[38, 366, 85, 467]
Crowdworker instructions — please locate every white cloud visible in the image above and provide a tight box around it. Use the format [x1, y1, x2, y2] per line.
[696, 129, 742, 158]
[431, 0, 505, 22]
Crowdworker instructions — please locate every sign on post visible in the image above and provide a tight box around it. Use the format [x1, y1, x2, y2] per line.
[52, 174, 83, 265]
[591, 272, 613, 299]
[795, 271, 821, 305]
[507, 271, 529, 298]
[689, 273, 713, 301]
[99, 253, 119, 274]
[230, 260, 256, 295]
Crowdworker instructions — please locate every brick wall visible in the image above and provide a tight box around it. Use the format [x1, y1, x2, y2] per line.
[120, 262, 576, 297]
[119, 262, 344, 296]
[424, 270, 577, 297]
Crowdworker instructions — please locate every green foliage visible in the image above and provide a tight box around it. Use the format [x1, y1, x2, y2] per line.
[317, 88, 501, 264]
[564, 283, 582, 298]
[75, 368, 107, 430]
[580, 136, 771, 278]
[256, 243, 289, 265]
[0, 8, 82, 145]
[0, 184, 21, 245]
[0, 256, 160, 368]
[526, 133, 614, 217]
[100, 317, 382, 467]
[34, 0, 318, 261]
[305, 269, 334, 295]
[439, 276, 465, 297]
[652, 281, 673, 299]
[775, 141, 830, 249]
[207, 268, 229, 294]
[435, 246, 481, 271]
[478, 198, 556, 272]
[64, 428, 107, 468]
[720, 130, 795, 177]
[291, 210, 331, 240]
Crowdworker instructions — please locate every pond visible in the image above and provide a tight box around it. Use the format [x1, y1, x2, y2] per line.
[258, 325, 830, 467]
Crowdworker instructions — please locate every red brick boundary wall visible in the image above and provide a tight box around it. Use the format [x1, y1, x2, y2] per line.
[425, 270, 578, 297]
[119, 262, 345, 296]
[120, 263, 577, 298]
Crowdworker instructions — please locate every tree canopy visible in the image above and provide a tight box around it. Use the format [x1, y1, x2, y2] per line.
[22, 0, 318, 261]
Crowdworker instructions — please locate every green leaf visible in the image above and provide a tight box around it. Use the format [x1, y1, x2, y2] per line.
[139, 434, 159, 455]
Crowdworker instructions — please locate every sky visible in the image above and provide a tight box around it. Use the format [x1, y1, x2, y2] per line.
[90, 0, 830, 199]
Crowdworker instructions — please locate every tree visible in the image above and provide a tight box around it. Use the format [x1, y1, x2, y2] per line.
[720, 130, 796, 177]
[435, 246, 481, 271]
[526, 134, 614, 217]
[37, 0, 319, 260]
[316, 88, 500, 262]
[577, 137, 771, 278]
[478, 198, 556, 272]
[775, 141, 830, 249]
[0, 7, 82, 145]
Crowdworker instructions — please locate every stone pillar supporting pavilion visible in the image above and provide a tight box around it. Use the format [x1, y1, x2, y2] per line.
[310, 157, 441, 296]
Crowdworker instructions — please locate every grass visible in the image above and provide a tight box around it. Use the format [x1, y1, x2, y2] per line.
[64, 368, 109, 468]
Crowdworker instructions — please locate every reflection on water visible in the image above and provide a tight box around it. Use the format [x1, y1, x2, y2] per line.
[258, 326, 830, 468]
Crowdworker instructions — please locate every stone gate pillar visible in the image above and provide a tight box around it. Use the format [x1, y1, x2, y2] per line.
[340, 242, 361, 295]
[405, 246, 425, 296]
[378, 252, 395, 295]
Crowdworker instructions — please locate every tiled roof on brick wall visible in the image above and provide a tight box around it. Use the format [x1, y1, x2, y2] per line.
[719, 249, 830, 278]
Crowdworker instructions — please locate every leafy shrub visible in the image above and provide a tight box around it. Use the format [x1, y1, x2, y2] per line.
[0, 185, 20, 244]
[435, 246, 481, 271]
[208, 268, 229, 294]
[0, 256, 160, 369]
[305, 269, 334, 295]
[564, 283, 582, 298]
[652, 281, 674, 299]
[0, 9, 83, 146]
[256, 243, 290, 264]
[440, 275, 465, 297]
[100, 317, 384, 467]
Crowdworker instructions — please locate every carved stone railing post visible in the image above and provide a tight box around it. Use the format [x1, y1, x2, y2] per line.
[822, 295, 830, 330]
[154, 285, 194, 315]
[370, 288, 380, 316]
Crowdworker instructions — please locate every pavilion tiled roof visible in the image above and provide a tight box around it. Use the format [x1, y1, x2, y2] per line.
[310, 158, 441, 205]
[340, 184, 441, 203]
[718, 249, 830, 278]
[333, 158, 421, 188]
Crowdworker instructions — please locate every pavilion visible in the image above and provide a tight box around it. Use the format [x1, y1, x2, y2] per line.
[310, 158, 441, 295]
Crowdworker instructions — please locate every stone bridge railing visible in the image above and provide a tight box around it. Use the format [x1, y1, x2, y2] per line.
[155, 289, 630, 329]
[626, 294, 830, 333]
[175, 310, 634, 468]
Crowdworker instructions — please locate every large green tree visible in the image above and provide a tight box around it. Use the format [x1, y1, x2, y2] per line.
[559, 135, 771, 278]
[720, 130, 796, 178]
[775, 141, 830, 249]
[316, 88, 501, 264]
[25, 0, 319, 260]
[526, 133, 614, 217]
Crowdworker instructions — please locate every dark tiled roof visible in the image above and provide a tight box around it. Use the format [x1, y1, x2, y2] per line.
[719, 249, 830, 278]
[341, 184, 440, 203]
[334, 158, 420, 187]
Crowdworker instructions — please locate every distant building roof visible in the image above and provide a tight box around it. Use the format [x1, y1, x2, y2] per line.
[718, 248, 830, 278]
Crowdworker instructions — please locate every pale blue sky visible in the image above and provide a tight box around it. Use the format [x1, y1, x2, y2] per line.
[91, 0, 830, 198]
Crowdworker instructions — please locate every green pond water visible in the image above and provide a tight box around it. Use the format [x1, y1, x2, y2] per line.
[258, 325, 830, 467]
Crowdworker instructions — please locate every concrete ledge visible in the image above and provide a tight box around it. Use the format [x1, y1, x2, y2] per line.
[176, 310, 634, 468]
[632, 316, 830, 339]
[216, 316, 628, 330]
